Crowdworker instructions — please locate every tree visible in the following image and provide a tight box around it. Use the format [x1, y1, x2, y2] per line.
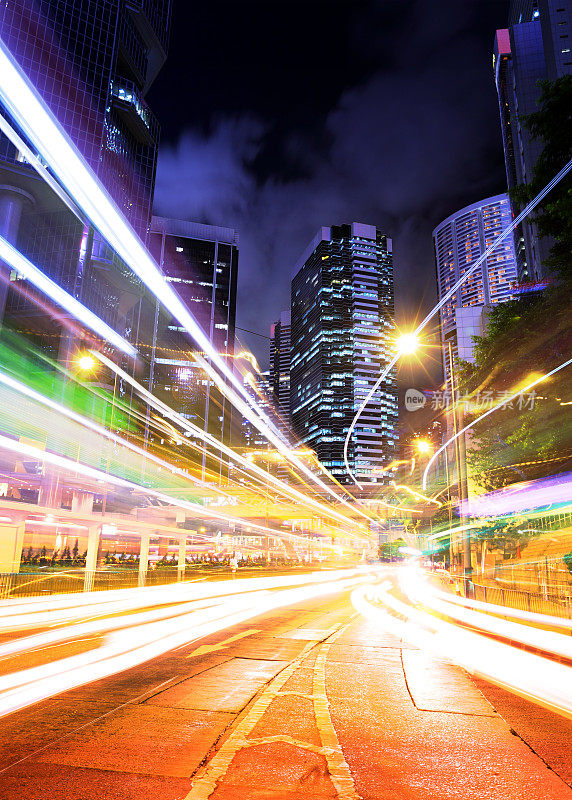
[378, 537, 408, 562]
[473, 519, 531, 561]
[457, 79, 572, 494]
[72, 538, 79, 561]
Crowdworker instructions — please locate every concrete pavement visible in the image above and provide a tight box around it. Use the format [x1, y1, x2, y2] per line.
[0, 588, 570, 799]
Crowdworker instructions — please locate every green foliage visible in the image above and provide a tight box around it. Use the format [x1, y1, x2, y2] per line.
[458, 78, 572, 491]
[459, 287, 571, 490]
[378, 537, 407, 562]
[473, 518, 531, 558]
[563, 552, 572, 577]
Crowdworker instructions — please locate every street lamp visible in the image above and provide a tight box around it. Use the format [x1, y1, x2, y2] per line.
[396, 329, 470, 585]
[395, 332, 420, 356]
[77, 353, 97, 373]
[413, 438, 432, 455]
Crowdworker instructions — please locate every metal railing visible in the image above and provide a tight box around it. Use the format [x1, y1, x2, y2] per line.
[471, 580, 572, 619]
[0, 567, 183, 599]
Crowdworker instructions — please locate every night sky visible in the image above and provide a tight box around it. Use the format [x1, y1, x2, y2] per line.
[149, 0, 511, 389]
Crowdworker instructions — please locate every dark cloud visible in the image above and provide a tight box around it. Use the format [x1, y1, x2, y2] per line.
[153, 0, 509, 388]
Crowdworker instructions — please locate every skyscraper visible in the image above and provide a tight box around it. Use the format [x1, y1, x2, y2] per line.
[433, 193, 518, 383]
[270, 310, 291, 419]
[0, 0, 169, 236]
[290, 223, 398, 485]
[0, 0, 171, 353]
[148, 216, 238, 470]
[494, 0, 572, 280]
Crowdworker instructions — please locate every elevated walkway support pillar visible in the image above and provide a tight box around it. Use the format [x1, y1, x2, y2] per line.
[83, 524, 100, 592]
[138, 533, 150, 587]
[0, 518, 26, 574]
[177, 538, 186, 581]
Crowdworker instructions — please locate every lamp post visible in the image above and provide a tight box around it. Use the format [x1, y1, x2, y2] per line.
[395, 333, 471, 588]
[445, 339, 471, 590]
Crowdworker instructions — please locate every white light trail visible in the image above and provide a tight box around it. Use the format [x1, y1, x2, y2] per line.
[421, 357, 572, 490]
[352, 578, 572, 720]
[0, 235, 135, 355]
[0, 432, 313, 546]
[0, 367, 224, 495]
[0, 112, 83, 220]
[0, 41, 359, 508]
[0, 567, 370, 628]
[0, 572, 371, 718]
[415, 580, 572, 632]
[92, 350, 374, 537]
[343, 158, 572, 487]
[399, 569, 572, 660]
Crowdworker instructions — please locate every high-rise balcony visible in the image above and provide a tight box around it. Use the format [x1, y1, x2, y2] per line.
[110, 79, 159, 146]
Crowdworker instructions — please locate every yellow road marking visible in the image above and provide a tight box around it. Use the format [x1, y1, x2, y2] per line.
[185, 629, 261, 658]
[183, 624, 361, 800]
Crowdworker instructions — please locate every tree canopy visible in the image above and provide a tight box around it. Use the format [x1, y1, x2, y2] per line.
[458, 77, 572, 491]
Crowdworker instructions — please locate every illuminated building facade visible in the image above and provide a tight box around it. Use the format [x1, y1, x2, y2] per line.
[290, 223, 397, 484]
[494, 0, 572, 280]
[433, 194, 518, 383]
[0, 0, 171, 350]
[270, 310, 291, 419]
[240, 371, 274, 451]
[148, 217, 238, 466]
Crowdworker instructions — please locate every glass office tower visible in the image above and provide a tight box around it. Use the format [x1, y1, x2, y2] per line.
[270, 310, 291, 419]
[290, 223, 398, 485]
[0, 0, 171, 353]
[148, 217, 238, 473]
[494, 0, 572, 280]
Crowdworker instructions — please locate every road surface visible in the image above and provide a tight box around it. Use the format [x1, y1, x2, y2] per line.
[0, 572, 570, 799]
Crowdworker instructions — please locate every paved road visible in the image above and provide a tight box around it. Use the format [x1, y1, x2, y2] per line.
[0, 584, 570, 799]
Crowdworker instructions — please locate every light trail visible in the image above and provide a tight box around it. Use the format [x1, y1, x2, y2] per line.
[0, 570, 371, 718]
[422, 359, 572, 490]
[0, 432, 322, 549]
[0, 567, 370, 625]
[0, 567, 373, 652]
[389, 480, 442, 507]
[352, 574, 572, 720]
[399, 569, 572, 660]
[91, 350, 375, 537]
[0, 367, 225, 495]
[413, 579, 572, 632]
[0, 41, 366, 513]
[458, 472, 572, 517]
[0, 235, 135, 356]
[0, 110, 84, 221]
[343, 158, 572, 487]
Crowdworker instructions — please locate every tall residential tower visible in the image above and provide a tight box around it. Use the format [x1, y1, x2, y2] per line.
[433, 193, 518, 384]
[290, 223, 398, 485]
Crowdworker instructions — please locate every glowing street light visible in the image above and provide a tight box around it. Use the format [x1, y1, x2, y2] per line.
[413, 439, 432, 455]
[77, 353, 97, 373]
[395, 332, 420, 356]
